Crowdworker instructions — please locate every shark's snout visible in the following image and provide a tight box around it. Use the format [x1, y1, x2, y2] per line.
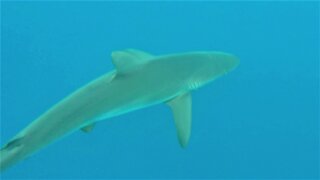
[203, 52, 239, 77]
[214, 52, 239, 73]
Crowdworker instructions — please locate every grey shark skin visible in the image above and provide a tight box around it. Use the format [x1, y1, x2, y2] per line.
[0, 49, 239, 172]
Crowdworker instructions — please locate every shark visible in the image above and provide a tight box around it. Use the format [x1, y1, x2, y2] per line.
[0, 49, 239, 172]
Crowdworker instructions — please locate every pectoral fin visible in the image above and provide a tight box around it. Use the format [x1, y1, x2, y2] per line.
[166, 93, 192, 148]
[81, 123, 96, 133]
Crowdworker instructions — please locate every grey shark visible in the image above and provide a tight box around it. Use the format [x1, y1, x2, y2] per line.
[0, 49, 239, 172]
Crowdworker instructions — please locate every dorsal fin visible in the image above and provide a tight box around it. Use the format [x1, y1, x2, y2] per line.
[111, 49, 154, 74]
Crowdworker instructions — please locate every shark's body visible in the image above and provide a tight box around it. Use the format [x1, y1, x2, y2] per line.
[0, 49, 239, 172]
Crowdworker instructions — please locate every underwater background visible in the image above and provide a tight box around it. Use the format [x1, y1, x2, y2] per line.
[1, 1, 319, 179]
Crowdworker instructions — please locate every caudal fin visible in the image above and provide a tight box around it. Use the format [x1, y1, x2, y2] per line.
[0, 137, 25, 172]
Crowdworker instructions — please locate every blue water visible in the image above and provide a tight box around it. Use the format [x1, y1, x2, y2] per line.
[1, 1, 319, 179]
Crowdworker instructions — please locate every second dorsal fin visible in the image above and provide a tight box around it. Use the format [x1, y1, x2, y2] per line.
[111, 49, 154, 74]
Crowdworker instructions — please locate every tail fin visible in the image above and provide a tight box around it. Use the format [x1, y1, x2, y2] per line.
[0, 137, 25, 172]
